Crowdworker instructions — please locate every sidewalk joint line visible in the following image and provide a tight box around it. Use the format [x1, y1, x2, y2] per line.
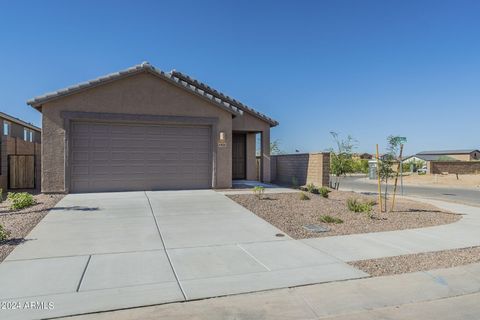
[76, 255, 92, 292]
[144, 191, 188, 301]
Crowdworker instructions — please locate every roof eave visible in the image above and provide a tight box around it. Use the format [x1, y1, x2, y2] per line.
[26, 63, 243, 117]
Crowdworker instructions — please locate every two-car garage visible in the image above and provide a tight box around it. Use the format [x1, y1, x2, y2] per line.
[70, 121, 212, 193]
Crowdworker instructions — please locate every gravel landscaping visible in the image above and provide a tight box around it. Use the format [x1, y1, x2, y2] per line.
[227, 190, 461, 239]
[0, 193, 64, 262]
[350, 246, 480, 276]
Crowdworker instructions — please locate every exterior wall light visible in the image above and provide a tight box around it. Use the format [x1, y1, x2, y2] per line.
[219, 131, 225, 143]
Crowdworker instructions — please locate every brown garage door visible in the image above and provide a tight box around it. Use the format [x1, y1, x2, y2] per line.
[70, 121, 211, 193]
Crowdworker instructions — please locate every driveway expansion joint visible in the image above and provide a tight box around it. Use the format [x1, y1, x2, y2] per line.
[236, 244, 272, 271]
[144, 191, 188, 301]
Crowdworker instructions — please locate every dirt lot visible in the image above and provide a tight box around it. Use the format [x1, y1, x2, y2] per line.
[228, 190, 461, 239]
[350, 246, 480, 276]
[0, 193, 64, 262]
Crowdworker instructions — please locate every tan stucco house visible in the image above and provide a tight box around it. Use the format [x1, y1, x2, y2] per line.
[27, 62, 278, 193]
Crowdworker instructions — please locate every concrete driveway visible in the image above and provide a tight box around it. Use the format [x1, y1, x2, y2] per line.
[0, 190, 366, 320]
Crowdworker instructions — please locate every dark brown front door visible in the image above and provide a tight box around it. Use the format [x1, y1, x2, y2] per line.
[232, 133, 246, 180]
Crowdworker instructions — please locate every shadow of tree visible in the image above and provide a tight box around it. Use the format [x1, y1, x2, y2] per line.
[0, 237, 34, 246]
[50, 206, 100, 212]
[260, 197, 278, 201]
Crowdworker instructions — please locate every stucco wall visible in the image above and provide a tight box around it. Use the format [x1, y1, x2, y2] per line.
[232, 112, 271, 182]
[41, 72, 235, 193]
[271, 153, 330, 187]
[448, 154, 473, 161]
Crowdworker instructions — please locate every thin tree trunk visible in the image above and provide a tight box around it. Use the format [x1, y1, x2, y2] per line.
[384, 179, 388, 212]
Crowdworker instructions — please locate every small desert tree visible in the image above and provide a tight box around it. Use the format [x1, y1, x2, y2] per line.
[270, 139, 284, 155]
[329, 132, 356, 190]
[378, 153, 395, 212]
[379, 135, 406, 212]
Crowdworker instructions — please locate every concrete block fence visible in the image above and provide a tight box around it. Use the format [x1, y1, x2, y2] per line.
[271, 153, 330, 187]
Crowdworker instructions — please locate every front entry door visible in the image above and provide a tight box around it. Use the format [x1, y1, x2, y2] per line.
[232, 133, 246, 180]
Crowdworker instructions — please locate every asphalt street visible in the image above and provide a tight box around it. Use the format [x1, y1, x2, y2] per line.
[339, 175, 480, 206]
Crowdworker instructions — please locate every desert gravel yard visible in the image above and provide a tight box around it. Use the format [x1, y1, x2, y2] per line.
[227, 190, 461, 239]
[350, 246, 480, 276]
[0, 193, 64, 262]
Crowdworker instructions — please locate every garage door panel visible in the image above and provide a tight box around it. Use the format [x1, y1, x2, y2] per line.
[91, 151, 109, 161]
[70, 122, 212, 193]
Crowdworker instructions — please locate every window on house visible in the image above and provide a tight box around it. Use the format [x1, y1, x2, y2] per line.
[3, 122, 10, 136]
[24, 128, 33, 142]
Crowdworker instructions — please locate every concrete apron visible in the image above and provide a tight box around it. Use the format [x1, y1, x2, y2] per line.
[0, 190, 367, 320]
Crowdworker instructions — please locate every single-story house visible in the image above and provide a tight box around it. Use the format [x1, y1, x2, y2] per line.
[404, 149, 480, 163]
[0, 112, 41, 190]
[27, 62, 278, 193]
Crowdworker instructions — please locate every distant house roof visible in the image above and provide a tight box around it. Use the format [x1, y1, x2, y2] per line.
[404, 154, 460, 162]
[417, 149, 480, 155]
[27, 62, 279, 127]
[0, 111, 40, 132]
[417, 154, 456, 161]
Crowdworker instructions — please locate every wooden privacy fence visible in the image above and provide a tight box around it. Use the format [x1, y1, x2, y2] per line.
[9, 155, 35, 189]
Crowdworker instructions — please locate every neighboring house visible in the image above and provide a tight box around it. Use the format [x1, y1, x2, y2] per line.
[0, 112, 41, 190]
[403, 155, 435, 163]
[27, 62, 278, 193]
[404, 150, 480, 162]
[0, 112, 41, 143]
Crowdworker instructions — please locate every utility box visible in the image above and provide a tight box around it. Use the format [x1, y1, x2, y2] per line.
[368, 159, 377, 179]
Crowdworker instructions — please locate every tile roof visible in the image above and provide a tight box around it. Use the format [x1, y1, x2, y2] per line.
[417, 149, 479, 155]
[171, 71, 278, 127]
[0, 111, 41, 132]
[27, 62, 279, 126]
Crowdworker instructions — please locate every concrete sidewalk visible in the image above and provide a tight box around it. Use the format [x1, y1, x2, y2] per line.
[62, 262, 480, 320]
[303, 198, 480, 262]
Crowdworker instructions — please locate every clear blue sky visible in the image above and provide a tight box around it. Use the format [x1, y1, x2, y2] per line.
[1, 0, 479, 155]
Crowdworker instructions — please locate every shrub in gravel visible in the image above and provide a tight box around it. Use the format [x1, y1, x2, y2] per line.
[252, 186, 265, 200]
[299, 193, 310, 200]
[7, 192, 36, 210]
[306, 183, 317, 193]
[0, 188, 3, 203]
[0, 224, 9, 241]
[347, 198, 373, 215]
[318, 187, 331, 198]
[319, 215, 343, 224]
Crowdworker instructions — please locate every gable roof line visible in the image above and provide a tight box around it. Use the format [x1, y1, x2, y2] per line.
[27, 62, 244, 117]
[170, 70, 279, 127]
[27, 62, 280, 127]
[0, 111, 41, 132]
[417, 149, 480, 155]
